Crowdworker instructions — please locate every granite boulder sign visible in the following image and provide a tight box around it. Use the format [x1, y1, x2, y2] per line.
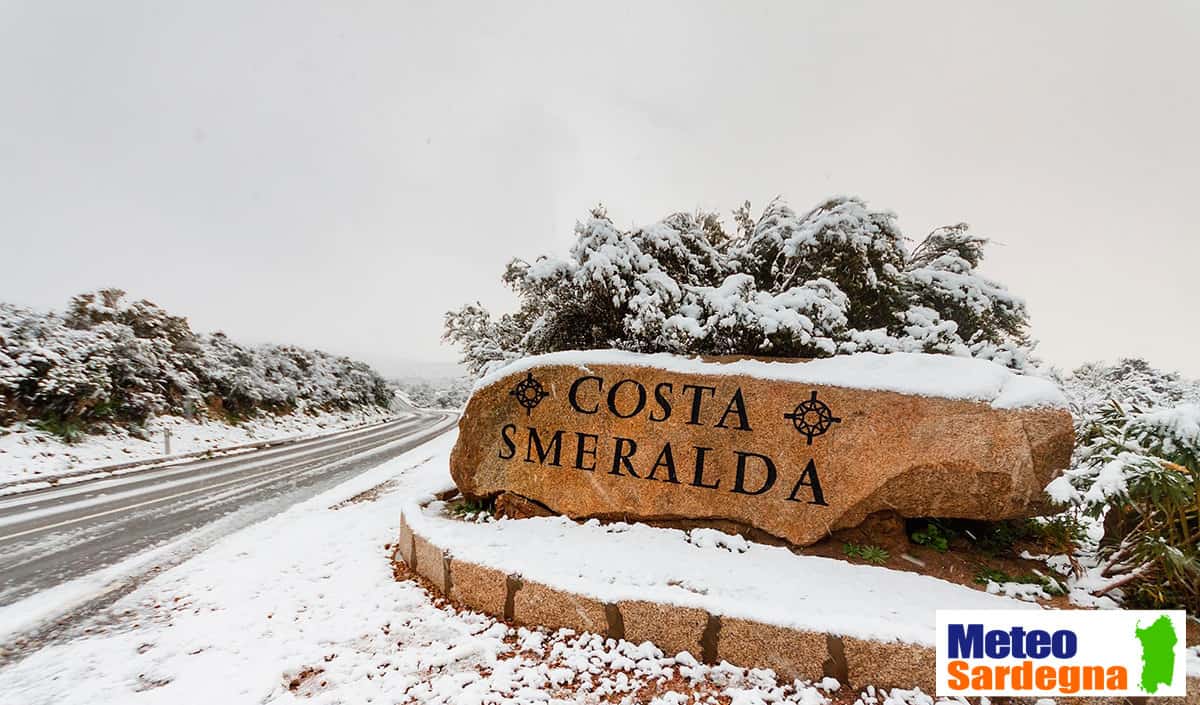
[449, 351, 1073, 547]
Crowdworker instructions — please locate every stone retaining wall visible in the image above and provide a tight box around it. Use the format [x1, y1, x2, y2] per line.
[397, 508, 1198, 702]
[398, 509, 936, 690]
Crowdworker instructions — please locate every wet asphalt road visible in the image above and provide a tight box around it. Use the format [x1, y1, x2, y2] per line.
[0, 409, 456, 610]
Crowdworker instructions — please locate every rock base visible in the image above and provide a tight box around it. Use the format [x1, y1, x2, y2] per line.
[397, 503, 1198, 701]
[399, 503, 936, 690]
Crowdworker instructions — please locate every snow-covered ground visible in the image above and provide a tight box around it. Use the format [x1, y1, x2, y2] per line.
[407, 497, 1037, 648]
[0, 431, 845, 705]
[0, 431, 1192, 704]
[0, 407, 394, 488]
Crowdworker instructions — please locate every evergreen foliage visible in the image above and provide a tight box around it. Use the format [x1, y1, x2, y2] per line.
[1054, 359, 1200, 609]
[445, 196, 1031, 375]
[1072, 402, 1198, 609]
[0, 289, 393, 435]
[393, 377, 473, 410]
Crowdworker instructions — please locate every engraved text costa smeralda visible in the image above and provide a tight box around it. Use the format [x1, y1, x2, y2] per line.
[495, 372, 832, 505]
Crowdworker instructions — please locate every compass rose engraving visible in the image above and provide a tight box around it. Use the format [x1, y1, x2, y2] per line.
[509, 372, 550, 415]
[783, 390, 840, 445]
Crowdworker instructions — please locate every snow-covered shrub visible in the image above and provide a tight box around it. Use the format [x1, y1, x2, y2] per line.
[1051, 359, 1200, 609]
[0, 289, 392, 434]
[904, 224, 1027, 350]
[1049, 402, 1199, 609]
[442, 303, 523, 374]
[732, 197, 910, 334]
[1064, 358, 1200, 424]
[393, 377, 473, 409]
[663, 274, 848, 356]
[445, 196, 1031, 375]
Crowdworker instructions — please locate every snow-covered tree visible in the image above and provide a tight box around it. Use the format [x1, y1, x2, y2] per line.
[905, 224, 1028, 350]
[445, 195, 1033, 374]
[1065, 358, 1200, 420]
[663, 274, 848, 357]
[0, 291, 393, 435]
[442, 302, 524, 377]
[731, 197, 909, 333]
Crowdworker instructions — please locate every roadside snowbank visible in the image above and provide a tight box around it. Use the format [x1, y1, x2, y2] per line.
[477, 350, 1067, 410]
[0, 407, 393, 487]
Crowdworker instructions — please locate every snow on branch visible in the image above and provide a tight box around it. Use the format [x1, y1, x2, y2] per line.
[0, 289, 393, 431]
[446, 195, 1035, 376]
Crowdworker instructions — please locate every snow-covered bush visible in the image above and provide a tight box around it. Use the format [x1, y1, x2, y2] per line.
[0, 289, 392, 434]
[445, 196, 1031, 375]
[1051, 359, 1200, 609]
[393, 377, 472, 410]
[1050, 402, 1199, 609]
[1064, 358, 1200, 423]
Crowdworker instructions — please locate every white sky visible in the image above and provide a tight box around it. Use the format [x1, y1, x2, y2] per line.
[1, 1, 1197, 378]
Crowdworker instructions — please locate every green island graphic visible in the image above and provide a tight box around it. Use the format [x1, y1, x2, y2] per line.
[1134, 615, 1178, 694]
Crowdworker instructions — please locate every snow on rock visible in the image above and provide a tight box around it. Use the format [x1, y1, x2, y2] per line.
[407, 470, 1040, 648]
[476, 349, 1067, 410]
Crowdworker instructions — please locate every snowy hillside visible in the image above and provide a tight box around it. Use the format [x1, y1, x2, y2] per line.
[0, 289, 393, 439]
[391, 376, 472, 410]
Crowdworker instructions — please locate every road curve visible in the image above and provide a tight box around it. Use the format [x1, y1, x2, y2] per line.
[0, 409, 456, 611]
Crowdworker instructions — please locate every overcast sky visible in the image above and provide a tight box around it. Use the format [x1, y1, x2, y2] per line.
[1, 1, 1197, 378]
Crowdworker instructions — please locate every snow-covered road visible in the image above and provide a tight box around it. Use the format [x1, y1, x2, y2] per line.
[0, 430, 865, 705]
[0, 409, 456, 662]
